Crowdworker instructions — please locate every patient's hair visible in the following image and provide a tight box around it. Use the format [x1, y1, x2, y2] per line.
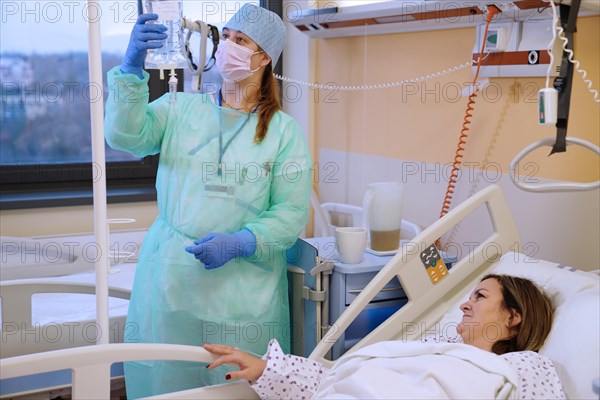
[482, 274, 554, 355]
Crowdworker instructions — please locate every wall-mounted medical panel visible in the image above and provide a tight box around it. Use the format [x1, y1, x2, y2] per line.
[472, 20, 563, 77]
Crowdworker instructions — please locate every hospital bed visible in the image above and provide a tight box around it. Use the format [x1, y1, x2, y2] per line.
[1, 184, 598, 399]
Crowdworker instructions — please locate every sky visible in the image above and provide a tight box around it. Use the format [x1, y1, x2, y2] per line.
[0, 0, 260, 54]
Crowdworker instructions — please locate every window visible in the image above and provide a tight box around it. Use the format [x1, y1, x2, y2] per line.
[0, 0, 262, 209]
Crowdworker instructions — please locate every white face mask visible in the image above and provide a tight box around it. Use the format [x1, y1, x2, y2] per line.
[216, 39, 263, 83]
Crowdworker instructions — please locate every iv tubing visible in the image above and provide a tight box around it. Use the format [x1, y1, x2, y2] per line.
[169, 68, 178, 104]
[86, 0, 110, 349]
[545, 0, 559, 89]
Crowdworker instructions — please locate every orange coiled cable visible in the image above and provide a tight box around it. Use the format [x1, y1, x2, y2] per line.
[440, 90, 478, 217]
[439, 5, 501, 220]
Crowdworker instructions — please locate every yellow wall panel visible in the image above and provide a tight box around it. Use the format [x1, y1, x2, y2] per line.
[315, 16, 600, 183]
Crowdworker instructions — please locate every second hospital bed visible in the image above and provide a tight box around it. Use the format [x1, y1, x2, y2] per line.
[1, 184, 598, 399]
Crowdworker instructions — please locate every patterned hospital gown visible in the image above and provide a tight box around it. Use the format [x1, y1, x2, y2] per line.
[250, 337, 566, 399]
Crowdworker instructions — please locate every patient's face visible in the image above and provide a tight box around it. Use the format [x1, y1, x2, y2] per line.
[457, 278, 513, 352]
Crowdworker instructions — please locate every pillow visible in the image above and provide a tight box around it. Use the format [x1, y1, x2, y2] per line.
[436, 252, 599, 400]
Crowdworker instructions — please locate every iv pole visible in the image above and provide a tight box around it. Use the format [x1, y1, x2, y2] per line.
[86, 0, 110, 346]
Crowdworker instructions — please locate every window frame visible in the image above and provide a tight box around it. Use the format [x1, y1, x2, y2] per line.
[0, 157, 159, 210]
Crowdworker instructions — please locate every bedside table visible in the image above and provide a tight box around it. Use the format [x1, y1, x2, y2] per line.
[304, 237, 407, 360]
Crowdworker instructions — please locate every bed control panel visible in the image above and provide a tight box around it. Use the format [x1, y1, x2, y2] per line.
[420, 244, 449, 285]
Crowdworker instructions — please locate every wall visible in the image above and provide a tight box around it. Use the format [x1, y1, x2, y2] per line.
[282, 0, 317, 235]
[0, 202, 159, 237]
[314, 17, 599, 182]
[308, 11, 599, 270]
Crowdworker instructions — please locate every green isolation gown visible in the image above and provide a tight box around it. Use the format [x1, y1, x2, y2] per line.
[104, 67, 312, 398]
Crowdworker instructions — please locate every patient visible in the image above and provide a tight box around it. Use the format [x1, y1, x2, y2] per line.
[204, 274, 566, 399]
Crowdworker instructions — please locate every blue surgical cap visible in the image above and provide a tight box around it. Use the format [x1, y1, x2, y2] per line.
[224, 4, 286, 67]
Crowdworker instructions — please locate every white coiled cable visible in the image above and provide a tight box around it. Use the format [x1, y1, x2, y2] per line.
[547, 0, 600, 103]
[545, 1, 559, 89]
[273, 61, 472, 91]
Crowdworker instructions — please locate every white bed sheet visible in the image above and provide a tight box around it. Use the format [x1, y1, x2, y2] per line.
[31, 263, 136, 325]
[314, 340, 518, 399]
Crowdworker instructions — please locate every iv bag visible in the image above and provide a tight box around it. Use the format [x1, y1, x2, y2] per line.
[144, 0, 187, 70]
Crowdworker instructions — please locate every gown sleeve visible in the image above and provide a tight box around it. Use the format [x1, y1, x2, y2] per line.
[104, 66, 171, 157]
[244, 116, 312, 260]
[501, 351, 566, 399]
[251, 339, 327, 400]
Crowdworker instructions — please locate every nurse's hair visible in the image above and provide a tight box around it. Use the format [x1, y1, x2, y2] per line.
[254, 60, 281, 144]
[482, 274, 554, 355]
[254, 61, 281, 144]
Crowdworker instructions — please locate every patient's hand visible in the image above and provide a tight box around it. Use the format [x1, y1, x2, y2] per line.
[203, 343, 267, 382]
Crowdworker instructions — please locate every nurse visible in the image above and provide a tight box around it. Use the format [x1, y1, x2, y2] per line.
[104, 4, 312, 398]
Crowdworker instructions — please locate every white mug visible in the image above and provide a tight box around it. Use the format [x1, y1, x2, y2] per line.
[335, 227, 368, 264]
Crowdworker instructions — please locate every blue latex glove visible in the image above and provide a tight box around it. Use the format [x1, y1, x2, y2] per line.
[185, 229, 256, 270]
[120, 13, 168, 78]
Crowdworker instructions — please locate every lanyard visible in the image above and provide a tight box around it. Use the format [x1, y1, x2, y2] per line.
[217, 89, 257, 175]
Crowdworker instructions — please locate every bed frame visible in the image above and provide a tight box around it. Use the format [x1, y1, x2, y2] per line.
[1, 281, 131, 359]
[0, 281, 132, 398]
[0, 185, 577, 399]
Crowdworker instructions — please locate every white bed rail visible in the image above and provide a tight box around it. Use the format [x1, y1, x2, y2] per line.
[1, 281, 131, 358]
[310, 184, 521, 366]
[0, 343, 257, 400]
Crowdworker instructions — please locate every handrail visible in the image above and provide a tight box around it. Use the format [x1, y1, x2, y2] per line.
[509, 136, 600, 193]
